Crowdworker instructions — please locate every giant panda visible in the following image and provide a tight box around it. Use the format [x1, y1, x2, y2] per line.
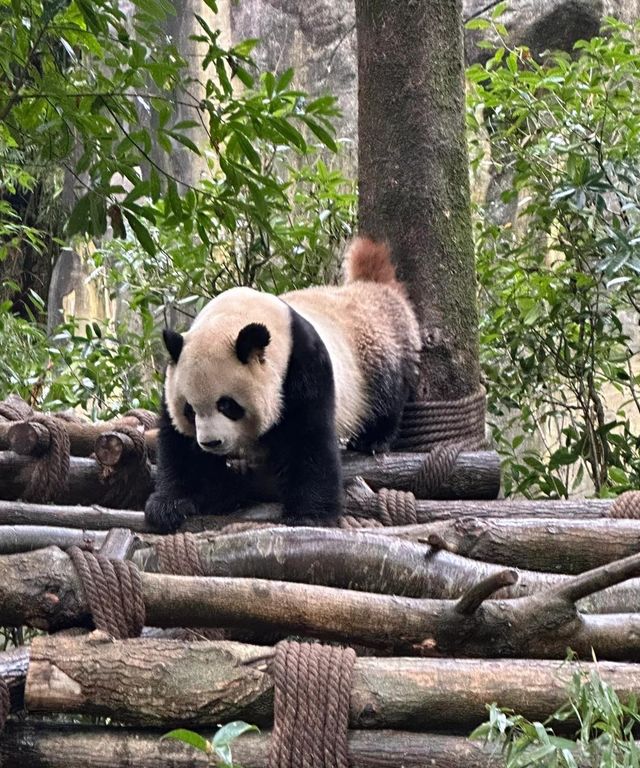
[145, 236, 421, 532]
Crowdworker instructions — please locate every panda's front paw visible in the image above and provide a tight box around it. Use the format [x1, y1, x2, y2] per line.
[144, 492, 197, 533]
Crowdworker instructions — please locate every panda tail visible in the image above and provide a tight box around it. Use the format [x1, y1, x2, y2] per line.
[345, 235, 402, 289]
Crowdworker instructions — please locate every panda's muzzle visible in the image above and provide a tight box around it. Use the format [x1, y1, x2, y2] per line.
[199, 439, 222, 451]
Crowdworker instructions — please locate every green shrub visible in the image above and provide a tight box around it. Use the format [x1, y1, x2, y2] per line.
[468, 16, 640, 497]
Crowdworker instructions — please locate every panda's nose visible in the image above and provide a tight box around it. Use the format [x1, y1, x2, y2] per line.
[200, 439, 222, 449]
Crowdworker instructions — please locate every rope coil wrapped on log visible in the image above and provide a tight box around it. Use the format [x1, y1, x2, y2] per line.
[269, 641, 356, 768]
[609, 491, 640, 519]
[395, 387, 486, 451]
[68, 547, 145, 639]
[123, 409, 158, 431]
[0, 677, 9, 732]
[21, 414, 70, 503]
[342, 487, 417, 528]
[155, 532, 205, 576]
[0, 395, 33, 423]
[97, 425, 152, 509]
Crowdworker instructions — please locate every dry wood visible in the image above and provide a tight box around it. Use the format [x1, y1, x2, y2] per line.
[0, 500, 150, 530]
[0, 449, 500, 506]
[23, 634, 640, 730]
[135, 526, 640, 613]
[6, 416, 152, 457]
[0, 723, 500, 768]
[0, 497, 615, 539]
[384, 516, 640, 573]
[6, 546, 640, 658]
[0, 526, 107, 554]
[94, 431, 137, 466]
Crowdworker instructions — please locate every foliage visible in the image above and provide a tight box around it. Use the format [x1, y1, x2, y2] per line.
[163, 721, 259, 767]
[467, 15, 640, 497]
[471, 664, 640, 767]
[0, 0, 354, 412]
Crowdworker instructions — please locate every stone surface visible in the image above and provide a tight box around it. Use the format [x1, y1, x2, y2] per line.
[219, 0, 639, 155]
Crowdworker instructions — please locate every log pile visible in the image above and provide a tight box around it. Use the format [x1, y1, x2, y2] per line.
[1, 398, 640, 766]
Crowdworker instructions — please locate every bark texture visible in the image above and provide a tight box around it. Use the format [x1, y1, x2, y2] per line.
[6, 546, 640, 657]
[0, 723, 501, 767]
[23, 634, 640, 730]
[356, 0, 480, 399]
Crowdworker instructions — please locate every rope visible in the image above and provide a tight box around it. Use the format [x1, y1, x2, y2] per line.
[0, 677, 9, 732]
[22, 414, 70, 503]
[97, 424, 153, 509]
[155, 533, 205, 576]
[124, 409, 158, 430]
[0, 395, 33, 422]
[342, 488, 417, 527]
[269, 641, 355, 768]
[68, 547, 145, 639]
[609, 491, 640, 519]
[394, 387, 487, 450]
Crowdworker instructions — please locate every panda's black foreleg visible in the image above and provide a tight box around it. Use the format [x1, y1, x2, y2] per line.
[265, 421, 343, 523]
[145, 402, 248, 532]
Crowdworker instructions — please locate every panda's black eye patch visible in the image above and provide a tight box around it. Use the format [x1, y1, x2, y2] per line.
[183, 402, 196, 424]
[217, 396, 245, 421]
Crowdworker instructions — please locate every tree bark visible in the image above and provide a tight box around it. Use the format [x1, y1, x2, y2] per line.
[0, 723, 501, 768]
[0, 496, 616, 535]
[356, 0, 479, 400]
[135, 526, 640, 613]
[0, 450, 500, 505]
[6, 546, 640, 658]
[0, 525, 106, 555]
[385, 517, 640, 573]
[23, 634, 640, 729]
[3, 417, 155, 458]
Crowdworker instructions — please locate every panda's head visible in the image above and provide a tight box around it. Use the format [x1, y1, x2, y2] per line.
[163, 288, 292, 456]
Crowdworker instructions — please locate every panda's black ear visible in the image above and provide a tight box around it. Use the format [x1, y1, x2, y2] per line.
[163, 328, 184, 364]
[236, 323, 270, 364]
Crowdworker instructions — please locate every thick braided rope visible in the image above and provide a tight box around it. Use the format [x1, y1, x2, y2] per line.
[269, 641, 355, 768]
[342, 488, 417, 528]
[394, 387, 487, 450]
[0, 395, 33, 422]
[609, 491, 640, 519]
[155, 532, 205, 576]
[22, 414, 70, 503]
[124, 408, 158, 430]
[0, 677, 9, 732]
[98, 424, 153, 509]
[68, 547, 145, 638]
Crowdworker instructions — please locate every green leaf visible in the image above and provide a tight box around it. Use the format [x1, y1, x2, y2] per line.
[301, 117, 337, 152]
[213, 721, 260, 748]
[166, 179, 183, 218]
[67, 195, 92, 237]
[162, 729, 211, 754]
[123, 211, 156, 256]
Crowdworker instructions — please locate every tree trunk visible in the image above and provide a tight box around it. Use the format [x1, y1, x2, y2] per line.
[6, 546, 640, 658]
[356, 0, 479, 400]
[0, 723, 502, 768]
[22, 634, 640, 730]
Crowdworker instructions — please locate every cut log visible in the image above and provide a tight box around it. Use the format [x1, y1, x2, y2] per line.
[135, 526, 640, 612]
[23, 634, 640, 730]
[0, 500, 150, 530]
[0, 723, 500, 768]
[384, 517, 640, 573]
[0, 498, 616, 539]
[6, 417, 154, 458]
[0, 526, 106, 554]
[6, 546, 640, 658]
[0, 450, 500, 506]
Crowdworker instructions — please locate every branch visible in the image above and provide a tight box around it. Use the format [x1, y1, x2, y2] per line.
[456, 570, 518, 615]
